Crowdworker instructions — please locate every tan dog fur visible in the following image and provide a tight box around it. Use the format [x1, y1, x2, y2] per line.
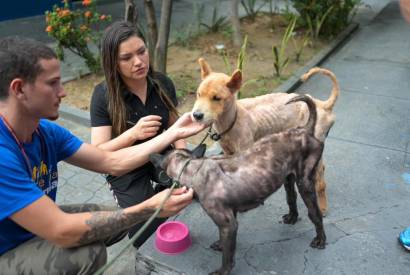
[191, 58, 340, 215]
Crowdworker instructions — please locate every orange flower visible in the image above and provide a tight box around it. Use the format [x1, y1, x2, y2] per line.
[84, 11, 92, 18]
[61, 9, 70, 17]
[100, 15, 106, 20]
[82, 0, 92, 6]
[46, 26, 53, 32]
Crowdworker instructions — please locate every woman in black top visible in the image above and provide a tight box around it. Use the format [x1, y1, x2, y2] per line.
[90, 21, 186, 248]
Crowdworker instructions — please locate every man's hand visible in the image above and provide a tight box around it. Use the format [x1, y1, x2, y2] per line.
[129, 115, 162, 141]
[169, 113, 207, 140]
[147, 186, 194, 218]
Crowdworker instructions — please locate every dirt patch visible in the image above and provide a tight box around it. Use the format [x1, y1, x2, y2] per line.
[62, 13, 328, 146]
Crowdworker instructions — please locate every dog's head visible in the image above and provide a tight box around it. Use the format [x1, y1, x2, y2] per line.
[149, 144, 207, 179]
[191, 58, 242, 125]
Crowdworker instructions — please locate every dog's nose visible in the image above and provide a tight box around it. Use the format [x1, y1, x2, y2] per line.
[192, 111, 204, 121]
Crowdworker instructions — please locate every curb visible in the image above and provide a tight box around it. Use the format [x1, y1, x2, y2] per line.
[274, 22, 359, 93]
[60, 104, 91, 127]
[59, 22, 359, 127]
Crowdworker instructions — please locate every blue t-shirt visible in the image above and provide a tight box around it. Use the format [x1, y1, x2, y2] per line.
[0, 119, 83, 255]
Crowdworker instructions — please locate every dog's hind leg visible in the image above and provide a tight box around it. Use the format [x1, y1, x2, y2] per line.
[315, 159, 328, 216]
[282, 174, 299, 224]
[298, 180, 326, 249]
[297, 153, 326, 249]
[205, 206, 238, 275]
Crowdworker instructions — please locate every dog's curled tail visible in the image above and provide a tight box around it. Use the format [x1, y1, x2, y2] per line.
[301, 67, 340, 111]
[286, 95, 317, 136]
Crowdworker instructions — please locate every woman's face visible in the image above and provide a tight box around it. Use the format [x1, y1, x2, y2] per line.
[117, 36, 149, 82]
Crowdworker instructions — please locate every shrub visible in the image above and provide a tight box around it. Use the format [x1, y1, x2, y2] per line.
[45, 0, 111, 74]
[290, 0, 360, 38]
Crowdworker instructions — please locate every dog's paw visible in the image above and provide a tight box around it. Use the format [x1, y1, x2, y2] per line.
[310, 236, 326, 249]
[210, 240, 222, 251]
[282, 213, 298, 224]
[209, 265, 233, 275]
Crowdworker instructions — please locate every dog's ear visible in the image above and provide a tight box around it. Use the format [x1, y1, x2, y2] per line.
[199, 58, 212, 79]
[192, 144, 207, 159]
[149, 153, 165, 168]
[227, 69, 242, 92]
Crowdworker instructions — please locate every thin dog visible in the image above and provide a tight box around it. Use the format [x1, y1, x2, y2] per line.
[191, 58, 340, 215]
[150, 95, 326, 275]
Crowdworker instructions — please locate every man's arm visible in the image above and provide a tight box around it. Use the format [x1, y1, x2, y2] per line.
[67, 113, 205, 176]
[11, 187, 193, 248]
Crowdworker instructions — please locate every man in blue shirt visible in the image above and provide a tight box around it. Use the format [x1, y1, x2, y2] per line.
[0, 37, 205, 274]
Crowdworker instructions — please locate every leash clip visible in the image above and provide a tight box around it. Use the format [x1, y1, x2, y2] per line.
[210, 133, 221, 141]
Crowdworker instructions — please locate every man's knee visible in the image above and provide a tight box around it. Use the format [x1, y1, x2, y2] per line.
[0, 239, 107, 275]
[60, 242, 107, 274]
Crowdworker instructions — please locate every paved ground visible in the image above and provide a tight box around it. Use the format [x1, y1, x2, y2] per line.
[2, 0, 409, 274]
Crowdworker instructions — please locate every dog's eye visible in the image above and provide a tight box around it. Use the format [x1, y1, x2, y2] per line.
[212, 96, 221, 101]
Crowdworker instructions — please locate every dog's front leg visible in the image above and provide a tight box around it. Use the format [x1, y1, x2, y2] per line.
[206, 208, 238, 275]
[210, 211, 237, 251]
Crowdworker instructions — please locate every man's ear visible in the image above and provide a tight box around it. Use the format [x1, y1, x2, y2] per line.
[149, 153, 165, 168]
[226, 69, 242, 92]
[192, 144, 206, 159]
[9, 78, 25, 99]
[198, 58, 212, 80]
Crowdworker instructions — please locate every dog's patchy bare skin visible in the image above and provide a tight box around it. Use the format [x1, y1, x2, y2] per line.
[191, 58, 340, 215]
[151, 95, 326, 275]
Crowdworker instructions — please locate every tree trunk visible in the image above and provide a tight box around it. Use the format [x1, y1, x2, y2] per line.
[124, 0, 137, 24]
[154, 0, 173, 73]
[230, 0, 242, 47]
[144, 0, 158, 62]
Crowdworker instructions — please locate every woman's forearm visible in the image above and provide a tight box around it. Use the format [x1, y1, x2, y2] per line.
[95, 130, 135, 152]
[106, 128, 178, 176]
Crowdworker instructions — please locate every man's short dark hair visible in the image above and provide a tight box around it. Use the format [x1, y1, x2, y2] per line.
[0, 36, 57, 100]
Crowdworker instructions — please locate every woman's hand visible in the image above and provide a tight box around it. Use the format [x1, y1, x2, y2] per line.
[128, 115, 162, 141]
[147, 186, 194, 217]
[401, 0, 410, 22]
[169, 113, 207, 140]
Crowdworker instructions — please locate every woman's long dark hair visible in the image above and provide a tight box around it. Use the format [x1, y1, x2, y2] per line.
[101, 21, 178, 137]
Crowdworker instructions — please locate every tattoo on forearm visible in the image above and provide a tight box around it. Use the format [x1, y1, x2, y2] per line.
[77, 208, 155, 245]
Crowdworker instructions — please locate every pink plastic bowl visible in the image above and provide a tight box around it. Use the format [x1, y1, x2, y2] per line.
[155, 221, 192, 255]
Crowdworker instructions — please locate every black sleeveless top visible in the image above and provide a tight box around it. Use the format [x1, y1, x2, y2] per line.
[90, 72, 178, 183]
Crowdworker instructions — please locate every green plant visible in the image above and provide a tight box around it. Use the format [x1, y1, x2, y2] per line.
[290, 0, 360, 38]
[306, 5, 333, 41]
[200, 0, 230, 33]
[215, 45, 232, 74]
[171, 25, 196, 48]
[45, 0, 111, 74]
[241, 0, 266, 21]
[236, 35, 248, 72]
[272, 17, 296, 77]
[292, 29, 311, 63]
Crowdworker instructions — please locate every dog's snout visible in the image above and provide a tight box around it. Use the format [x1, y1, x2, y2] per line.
[193, 111, 204, 121]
